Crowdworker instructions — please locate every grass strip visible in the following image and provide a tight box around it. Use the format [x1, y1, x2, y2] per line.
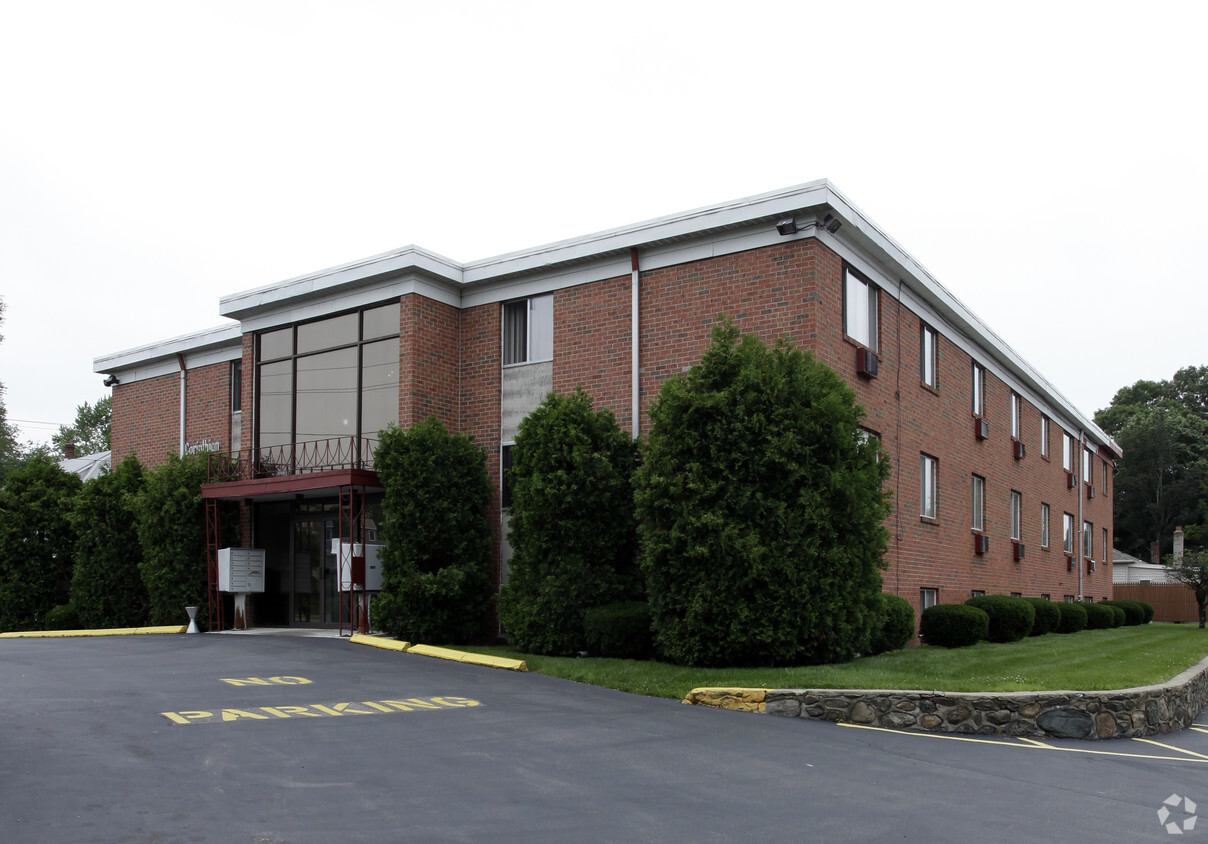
[449, 624, 1208, 700]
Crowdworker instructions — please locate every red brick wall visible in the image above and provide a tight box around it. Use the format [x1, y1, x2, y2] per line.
[110, 373, 180, 467]
[400, 294, 459, 430]
[182, 361, 231, 450]
[554, 275, 634, 431]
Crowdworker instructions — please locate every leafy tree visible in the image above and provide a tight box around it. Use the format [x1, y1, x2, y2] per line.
[1167, 549, 1208, 629]
[135, 453, 213, 625]
[0, 297, 25, 486]
[372, 417, 493, 643]
[53, 397, 111, 456]
[499, 388, 640, 656]
[0, 455, 82, 630]
[635, 321, 890, 667]
[69, 454, 149, 628]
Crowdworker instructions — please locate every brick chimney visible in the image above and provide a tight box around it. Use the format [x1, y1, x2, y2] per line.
[1174, 526, 1185, 564]
[1151, 540, 1161, 565]
[63, 443, 76, 460]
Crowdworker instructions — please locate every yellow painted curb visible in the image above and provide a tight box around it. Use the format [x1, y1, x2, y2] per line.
[0, 625, 188, 638]
[406, 643, 528, 672]
[349, 633, 411, 652]
[683, 687, 769, 713]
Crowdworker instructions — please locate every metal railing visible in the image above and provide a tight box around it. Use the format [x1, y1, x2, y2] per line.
[207, 436, 379, 483]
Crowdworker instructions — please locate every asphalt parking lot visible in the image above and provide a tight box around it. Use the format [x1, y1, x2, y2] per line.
[1, 634, 1205, 843]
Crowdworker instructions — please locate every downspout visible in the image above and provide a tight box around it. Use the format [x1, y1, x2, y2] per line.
[630, 247, 640, 440]
[1077, 430, 1085, 601]
[177, 353, 187, 457]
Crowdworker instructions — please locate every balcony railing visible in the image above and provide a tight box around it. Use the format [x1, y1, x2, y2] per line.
[207, 436, 379, 483]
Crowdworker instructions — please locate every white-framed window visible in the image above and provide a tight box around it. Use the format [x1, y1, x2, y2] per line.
[971, 590, 986, 597]
[502, 294, 554, 365]
[1064, 595, 1075, 603]
[1062, 432, 1074, 472]
[921, 588, 938, 610]
[971, 474, 985, 531]
[1010, 491, 1021, 541]
[972, 362, 985, 417]
[1010, 393, 1021, 439]
[1083, 447, 1093, 484]
[230, 360, 242, 456]
[1040, 503, 1050, 548]
[920, 324, 938, 388]
[1010, 591, 1022, 598]
[1041, 593, 1050, 600]
[920, 454, 938, 519]
[843, 267, 878, 350]
[1040, 415, 1050, 458]
[1102, 528, 1109, 561]
[1063, 512, 1075, 554]
[1102, 460, 1109, 495]
[1083, 520, 1093, 559]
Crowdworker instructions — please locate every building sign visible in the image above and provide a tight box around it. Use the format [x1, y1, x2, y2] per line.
[184, 437, 221, 455]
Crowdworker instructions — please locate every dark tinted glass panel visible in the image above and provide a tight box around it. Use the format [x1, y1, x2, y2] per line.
[363, 302, 400, 341]
[360, 338, 399, 438]
[297, 313, 358, 355]
[503, 301, 527, 364]
[295, 347, 358, 444]
[258, 360, 293, 450]
[260, 328, 293, 362]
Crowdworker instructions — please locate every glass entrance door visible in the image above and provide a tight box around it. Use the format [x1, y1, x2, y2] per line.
[292, 517, 337, 624]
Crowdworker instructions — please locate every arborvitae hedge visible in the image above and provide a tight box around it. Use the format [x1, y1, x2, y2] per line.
[635, 321, 891, 667]
[372, 417, 493, 644]
[1054, 601, 1087, 634]
[583, 601, 654, 660]
[868, 593, 916, 655]
[1024, 597, 1060, 636]
[920, 604, 989, 648]
[964, 595, 1035, 643]
[0, 455, 82, 631]
[1100, 600, 1144, 626]
[70, 454, 149, 628]
[499, 389, 640, 656]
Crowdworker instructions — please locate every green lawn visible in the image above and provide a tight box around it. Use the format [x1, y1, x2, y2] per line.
[452, 624, 1208, 700]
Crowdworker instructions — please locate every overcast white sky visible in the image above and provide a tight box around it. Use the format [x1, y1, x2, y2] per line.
[2, 1, 1205, 447]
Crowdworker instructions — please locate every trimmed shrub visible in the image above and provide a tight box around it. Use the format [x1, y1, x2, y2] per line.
[920, 604, 989, 648]
[1083, 602, 1117, 630]
[636, 321, 891, 667]
[500, 389, 640, 656]
[1024, 597, 1060, 637]
[1054, 601, 1087, 634]
[583, 601, 654, 660]
[1101, 600, 1144, 626]
[373, 417, 493, 644]
[44, 603, 81, 631]
[1136, 601, 1155, 624]
[964, 595, 1035, 643]
[868, 593, 916, 655]
[1107, 605, 1126, 627]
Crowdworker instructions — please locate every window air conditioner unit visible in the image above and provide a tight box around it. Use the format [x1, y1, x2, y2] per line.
[856, 348, 879, 379]
[974, 418, 990, 440]
[1013, 541, 1025, 561]
[1086, 485, 1095, 500]
[1067, 471, 1077, 489]
[1066, 555, 1075, 571]
[1087, 559, 1096, 574]
[973, 534, 989, 555]
[1013, 440, 1026, 460]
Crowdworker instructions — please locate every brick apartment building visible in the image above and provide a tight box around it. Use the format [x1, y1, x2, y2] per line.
[95, 181, 1120, 632]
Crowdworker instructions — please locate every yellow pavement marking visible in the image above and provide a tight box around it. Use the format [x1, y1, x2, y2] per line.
[837, 723, 1208, 764]
[1131, 737, 1208, 761]
[1016, 737, 1050, 749]
[0, 625, 187, 638]
[161, 695, 481, 725]
[349, 634, 410, 652]
[220, 676, 312, 687]
[1189, 727, 1208, 736]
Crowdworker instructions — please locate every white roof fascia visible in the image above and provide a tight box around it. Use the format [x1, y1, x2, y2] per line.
[94, 324, 242, 376]
[219, 246, 464, 321]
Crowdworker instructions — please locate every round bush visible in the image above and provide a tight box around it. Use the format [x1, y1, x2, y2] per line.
[1054, 602, 1087, 634]
[1101, 600, 1144, 626]
[868, 593, 916, 655]
[1136, 601, 1155, 624]
[1083, 602, 1116, 630]
[1023, 597, 1060, 636]
[920, 604, 989, 648]
[44, 603, 81, 631]
[964, 595, 1035, 643]
[583, 601, 654, 660]
[1106, 605, 1125, 627]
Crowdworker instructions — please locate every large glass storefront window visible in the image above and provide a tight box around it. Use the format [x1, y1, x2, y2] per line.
[255, 302, 400, 453]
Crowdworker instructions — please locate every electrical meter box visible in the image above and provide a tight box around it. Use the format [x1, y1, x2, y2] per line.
[333, 541, 385, 591]
[218, 548, 266, 593]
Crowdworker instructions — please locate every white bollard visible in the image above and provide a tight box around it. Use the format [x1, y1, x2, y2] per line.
[185, 606, 200, 634]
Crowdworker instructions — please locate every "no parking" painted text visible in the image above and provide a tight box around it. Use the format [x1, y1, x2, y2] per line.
[161, 696, 480, 725]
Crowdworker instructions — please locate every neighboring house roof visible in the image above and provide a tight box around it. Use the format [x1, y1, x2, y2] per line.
[1112, 548, 1175, 584]
[60, 450, 111, 482]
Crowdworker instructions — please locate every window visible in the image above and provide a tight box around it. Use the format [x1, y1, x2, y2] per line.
[1062, 432, 1074, 472]
[920, 454, 938, 519]
[1063, 512, 1075, 554]
[920, 588, 938, 610]
[1083, 447, 1093, 484]
[844, 267, 878, 349]
[1041, 593, 1050, 600]
[1010, 393, 1021, 439]
[971, 475, 985, 531]
[971, 590, 986, 597]
[1102, 528, 1109, 561]
[1040, 503, 1050, 548]
[230, 360, 242, 456]
[1040, 415, 1050, 458]
[1064, 595, 1075, 603]
[971, 362, 985, 417]
[920, 324, 937, 388]
[1010, 592, 1022, 598]
[500, 444, 515, 508]
[1010, 491, 1021, 541]
[503, 294, 553, 365]
[1083, 520, 1093, 559]
[1102, 461, 1109, 495]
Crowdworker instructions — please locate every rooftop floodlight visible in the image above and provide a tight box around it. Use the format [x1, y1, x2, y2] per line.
[103, 374, 119, 387]
[823, 213, 841, 234]
[776, 216, 799, 236]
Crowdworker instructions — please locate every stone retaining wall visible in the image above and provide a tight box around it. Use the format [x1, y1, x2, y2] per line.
[686, 655, 1208, 740]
